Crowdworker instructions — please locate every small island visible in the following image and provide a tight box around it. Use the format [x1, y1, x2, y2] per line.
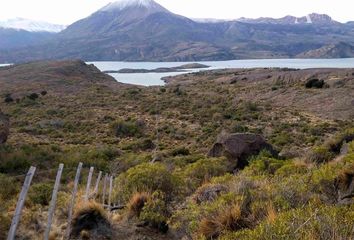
[103, 63, 210, 74]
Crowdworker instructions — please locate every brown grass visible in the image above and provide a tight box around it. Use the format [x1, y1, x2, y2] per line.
[266, 202, 277, 223]
[337, 164, 354, 190]
[198, 203, 252, 239]
[127, 192, 151, 218]
[70, 201, 111, 238]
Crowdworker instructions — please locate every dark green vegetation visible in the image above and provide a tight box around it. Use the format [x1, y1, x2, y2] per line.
[2, 1, 354, 62]
[0, 61, 353, 239]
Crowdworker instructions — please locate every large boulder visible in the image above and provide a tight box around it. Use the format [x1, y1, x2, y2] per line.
[208, 133, 277, 169]
[0, 110, 9, 144]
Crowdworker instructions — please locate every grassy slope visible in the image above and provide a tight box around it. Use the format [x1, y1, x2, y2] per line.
[0, 62, 353, 239]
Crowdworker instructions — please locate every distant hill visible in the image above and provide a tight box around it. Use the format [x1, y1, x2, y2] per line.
[1, 0, 354, 62]
[237, 13, 338, 25]
[0, 27, 55, 50]
[0, 60, 120, 96]
[0, 18, 65, 51]
[297, 42, 354, 58]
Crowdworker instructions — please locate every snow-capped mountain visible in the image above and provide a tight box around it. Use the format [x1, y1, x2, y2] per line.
[0, 18, 66, 33]
[1, 0, 354, 63]
[100, 0, 166, 12]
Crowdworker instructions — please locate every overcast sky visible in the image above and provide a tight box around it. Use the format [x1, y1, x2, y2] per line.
[0, 0, 352, 25]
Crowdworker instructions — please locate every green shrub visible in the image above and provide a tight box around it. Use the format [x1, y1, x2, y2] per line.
[275, 162, 309, 177]
[115, 163, 178, 201]
[60, 146, 119, 171]
[140, 191, 169, 233]
[0, 214, 11, 238]
[171, 147, 190, 156]
[247, 158, 285, 175]
[325, 128, 354, 154]
[0, 145, 59, 173]
[308, 146, 334, 163]
[246, 151, 286, 175]
[0, 174, 19, 201]
[28, 183, 53, 205]
[220, 205, 354, 240]
[111, 119, 144, 138]
[183, 158, 228, 191]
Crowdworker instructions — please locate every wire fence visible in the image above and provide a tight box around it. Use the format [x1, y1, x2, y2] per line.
[6, 163, 115, 240]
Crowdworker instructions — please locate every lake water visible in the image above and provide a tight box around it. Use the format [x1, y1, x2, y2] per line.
[91, 58, 354, 86]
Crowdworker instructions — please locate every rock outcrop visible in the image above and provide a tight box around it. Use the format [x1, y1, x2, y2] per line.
[0, 110, 9, 144]
[208, 133, 277, 169]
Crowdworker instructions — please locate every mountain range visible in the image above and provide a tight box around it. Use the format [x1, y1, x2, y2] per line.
[1, 0, 354, 62]
[0, 18, 65, 50]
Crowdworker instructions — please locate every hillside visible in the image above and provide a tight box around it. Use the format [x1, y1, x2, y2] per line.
[0, 62, 353, 239]
[1, 1, 354, 62]
[0, 28, 56, 50]
[297, 42, 354, 58]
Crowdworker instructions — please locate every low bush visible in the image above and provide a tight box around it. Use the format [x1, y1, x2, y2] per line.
[305, 78, 325, 88]
[139, 191, 169, 233]
[183, 158, 228, 191]
[220, 205, 354, 240]
[0, 174, 19, 201]
[4, 95, 14, 103]
[111, 119, 144, 138]
[27, 93, 39, 100]
[308, 146, 334, 163]
[115, 163, 178, 201]
[28, 183, 53, 205]
[171, 147, 190, 156]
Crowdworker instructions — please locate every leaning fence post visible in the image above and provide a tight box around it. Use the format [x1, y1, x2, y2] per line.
[102, 174, 108, 205]
[7, 166, 36, 240]
[108, 176, 113, 208]
[44, 163, 64, 240]
[84, 167, 94, 202]
[93, 171, 102, 198]
[65, 162, 83, 239]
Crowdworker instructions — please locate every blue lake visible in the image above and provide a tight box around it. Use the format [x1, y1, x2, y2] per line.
[91, 58, 354, 86]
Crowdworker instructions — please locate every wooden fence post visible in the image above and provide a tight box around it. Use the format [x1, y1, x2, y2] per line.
[108, 176, 113, 208]
[44, 163, 64, 240]
[93, 171, 102, 198]
[7, 166, 36, 240]
[65, 162, 83, 239]
[102, 174, 108, 205]
[84, 167, 94, 202]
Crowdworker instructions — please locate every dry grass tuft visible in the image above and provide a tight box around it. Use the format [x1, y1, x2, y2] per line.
[266, 202, 277, 223]
[198, 203, 252, 239]
[127, 192, 151, 218]
[70, 201, 111, 239]
[80, 230, 90, 239]
[337, 164, 354, 190]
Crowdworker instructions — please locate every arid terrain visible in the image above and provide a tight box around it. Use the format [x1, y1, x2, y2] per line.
[0, 61, 353, 239]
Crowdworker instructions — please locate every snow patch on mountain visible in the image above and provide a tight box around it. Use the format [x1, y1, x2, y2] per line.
[100, 0, 165, 12]
[0, 18, 66, 32]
